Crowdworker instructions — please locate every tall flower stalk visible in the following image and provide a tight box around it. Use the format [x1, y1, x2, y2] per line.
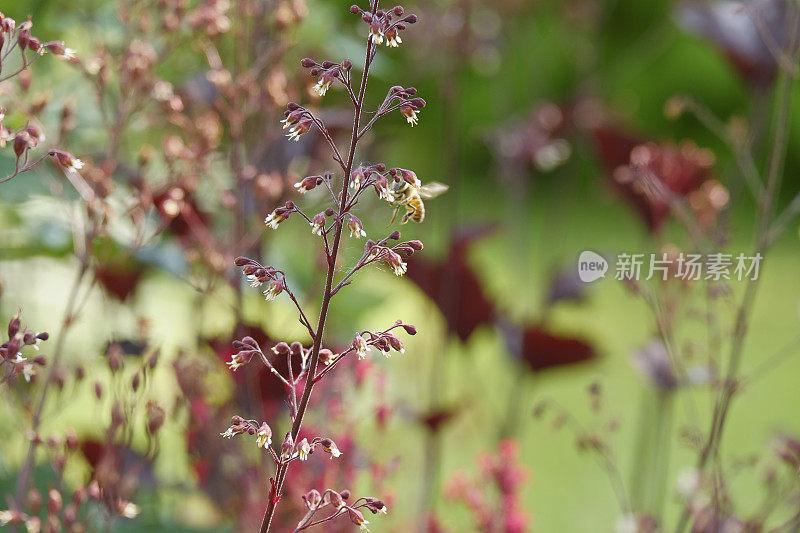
[222, 2, 429, 531]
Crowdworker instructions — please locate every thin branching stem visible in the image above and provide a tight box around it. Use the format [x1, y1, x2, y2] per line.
[258, 5, 378, 530]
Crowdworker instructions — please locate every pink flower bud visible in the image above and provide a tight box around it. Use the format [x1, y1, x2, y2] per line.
[303, 489, 322, 508]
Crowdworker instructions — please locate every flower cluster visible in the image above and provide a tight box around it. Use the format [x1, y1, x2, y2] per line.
[444, 440, 530, 533]
[0, 13, 75, 63]
[49, 148, 84, 170]
[375, 85, 427, 128]
[0, 481, 139, 532]
[1, 2, 323, 531]
[0, 13, 77, 185]
[234, 256, 290, 302]
[295, 488, 387, 531]
[220, 415, 346, 463]
[364, 236, 423, 276]
[223, 2, 431, 530]
[300, 57, 353, 97]
[350, 4, 417, 48]
[281, 103, 315, 141]
[352, 321, 417, 359]
[0, 313, 48, 383]
[1, 341, 161, 532]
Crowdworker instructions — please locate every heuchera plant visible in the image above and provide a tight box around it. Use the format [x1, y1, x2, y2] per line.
[0, 12, 79, 185]
[220, 2, 429, 531]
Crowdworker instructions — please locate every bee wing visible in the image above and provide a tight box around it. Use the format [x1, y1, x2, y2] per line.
[418, 182, 449, 199]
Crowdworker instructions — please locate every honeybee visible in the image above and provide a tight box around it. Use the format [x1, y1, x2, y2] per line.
[389, 180, 449, 224]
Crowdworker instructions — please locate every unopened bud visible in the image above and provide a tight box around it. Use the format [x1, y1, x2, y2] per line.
[303, 489, 322, 508]
[402, 323, 418, 335]
[272, 342, 291, 356]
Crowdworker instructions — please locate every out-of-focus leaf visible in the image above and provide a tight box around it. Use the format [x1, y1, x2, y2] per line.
[405, 226, 496, 341]
[501, 322, 597, 372]
[591, 125, 716, 231]
[93, 237, 146, 301]
[675, 0, 787, 85]
[544, 266, 587, 307]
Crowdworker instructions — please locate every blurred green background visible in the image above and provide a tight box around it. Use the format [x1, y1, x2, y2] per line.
[1, 0, 800, 531]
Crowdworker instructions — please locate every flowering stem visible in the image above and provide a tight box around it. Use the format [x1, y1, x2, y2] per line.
[13, 257, 91, 512]
[0, 152, 50, 185]
[674, 5, 800, 531]
[258, 14, 377, 532]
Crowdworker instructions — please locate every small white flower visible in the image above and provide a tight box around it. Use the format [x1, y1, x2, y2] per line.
[392, 261, 407, 277]
[312, 78, 332, 97]
[347, 215, 366, 238]
[369, 26, 384, 44]
[151, 80, 175, 101]
[227, 358, 244, 371]
[286, 125, 304, 141]
[264, 210, 288, 229]
[265, 214, 279, 229]
[256, 423, 272, 449]
[220, 428, 236, 438]
[21, 363, 34, 382]
[297, 438, 311, 460]
[385, 28, 402, 48]
[120, 502, 139, 519]
[321, 439, 342, 458]
[676, 467, 700, 498]
[615, 514, 637, 533]
[378, 185, 393, 202]
[350, 168, 365, 189]
[354, 335, 369, 359]
[263, 279, 283, 301]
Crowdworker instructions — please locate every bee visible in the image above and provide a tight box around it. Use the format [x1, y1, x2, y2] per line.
[389, 180, 449, 224]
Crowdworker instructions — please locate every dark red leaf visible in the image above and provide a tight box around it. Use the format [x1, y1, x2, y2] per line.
[591, 125, 715, 231]
[675, 0, 786, 85]
[405, 226, 496, 341]
[519, 325, 597, 371]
